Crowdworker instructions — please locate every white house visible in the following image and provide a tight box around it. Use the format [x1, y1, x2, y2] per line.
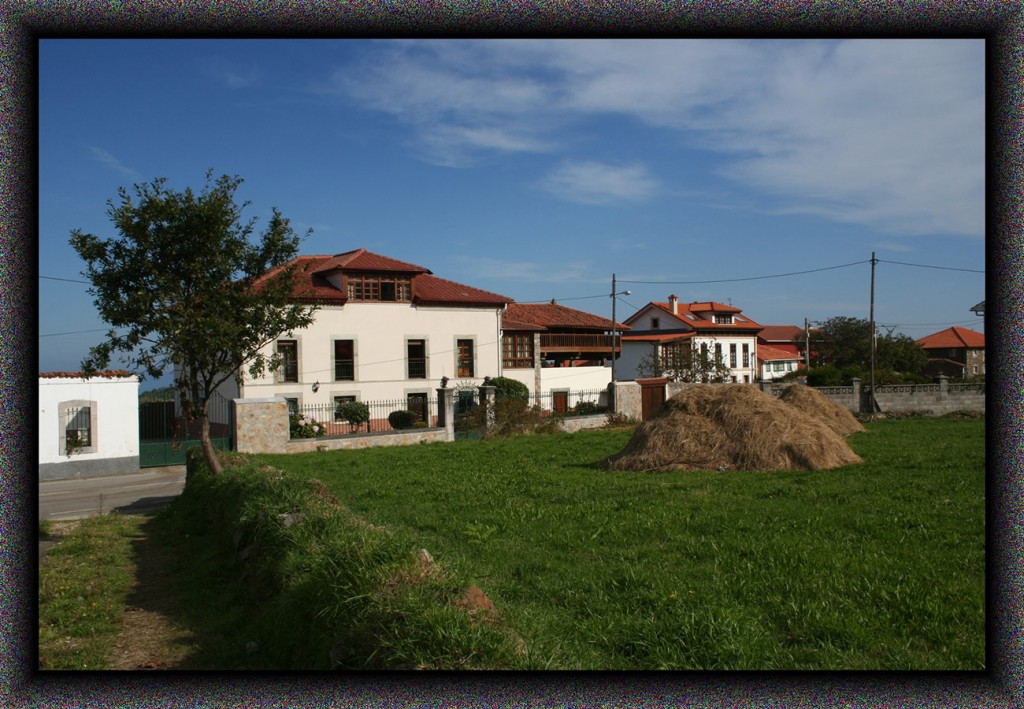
[39, 371, 140, 480]
[758, 345, 804, 381]
[219, 249, 512, 422]
[618, 295, 763, 384]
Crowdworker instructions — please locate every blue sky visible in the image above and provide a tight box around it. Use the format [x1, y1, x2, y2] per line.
[38, 39, 986, 386]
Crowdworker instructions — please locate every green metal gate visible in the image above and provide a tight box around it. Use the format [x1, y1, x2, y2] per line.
[139, 392, 233, 467]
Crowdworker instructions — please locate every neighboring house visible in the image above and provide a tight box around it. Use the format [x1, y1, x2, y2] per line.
[217, 248, 513, 421]
[39, 371, 140, 480]
[757, 345, 804, 381]
[916, 326, 985, 379]
[617, 295, 763, 383]
[757, 324, 805, 358]
[500, 301, 627, 403]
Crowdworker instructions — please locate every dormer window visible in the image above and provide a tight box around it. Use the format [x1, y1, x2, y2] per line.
[714, 315, 734, 324]
[346, 273, 412, 302]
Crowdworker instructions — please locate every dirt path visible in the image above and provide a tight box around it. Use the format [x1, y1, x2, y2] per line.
[108, 517, 198, 670]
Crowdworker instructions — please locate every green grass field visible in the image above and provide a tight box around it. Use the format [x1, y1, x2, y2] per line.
[251, 416, 985, 670]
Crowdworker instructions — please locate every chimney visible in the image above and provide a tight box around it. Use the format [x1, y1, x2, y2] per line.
[668, 294, 678, 315]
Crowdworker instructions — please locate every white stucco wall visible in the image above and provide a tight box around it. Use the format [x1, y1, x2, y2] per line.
[39, 375, 140, 479]
[618, 337, 759, 383]
[502, 364, 611, 398]
[760, 359, 801, 380]
[238, 302, 503, 407]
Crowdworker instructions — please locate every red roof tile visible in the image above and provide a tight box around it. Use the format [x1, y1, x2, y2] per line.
[40, 370, 135, 379]
[504, 302, 628, 331]
[757, 345, 802, 362]
[311, 248, 431, 275]
[501, 318, 547, 332]
[758, 325, 804, 342]
[413, 274, 511, 306]
[627, 300, 762, 331]
[252, 252, 511, 307]
[916, 326, 985, 350]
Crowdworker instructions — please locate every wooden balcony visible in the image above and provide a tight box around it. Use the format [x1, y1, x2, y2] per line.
[539, 333, 620, 354]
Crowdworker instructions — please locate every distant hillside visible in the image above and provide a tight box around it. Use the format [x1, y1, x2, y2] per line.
[139, 386, 175, 402]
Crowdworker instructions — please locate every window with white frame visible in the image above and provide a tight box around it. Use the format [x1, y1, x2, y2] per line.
[60, 400, 97, 456]
[742, 343, 750, 368]
[334, 339, 355, 381]
[277, 340, 298, 383]
[729, 343, 737, 368]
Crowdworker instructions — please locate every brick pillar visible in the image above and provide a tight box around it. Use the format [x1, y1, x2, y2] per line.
[436, 387, 455, 442]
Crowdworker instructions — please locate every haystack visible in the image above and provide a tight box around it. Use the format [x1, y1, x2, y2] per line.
[777, 384, 865, 435]
[604, 384, 862, 472]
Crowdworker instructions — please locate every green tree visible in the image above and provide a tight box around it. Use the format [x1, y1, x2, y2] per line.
[70, 172, 318, 474]
[635, 342, 731, 383]
[802, 317, 927, 384]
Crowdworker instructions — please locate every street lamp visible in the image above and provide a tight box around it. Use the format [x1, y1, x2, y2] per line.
[610, 273, 631, 383]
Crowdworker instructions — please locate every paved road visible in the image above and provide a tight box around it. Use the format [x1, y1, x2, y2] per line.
[39, 466, 187, 521]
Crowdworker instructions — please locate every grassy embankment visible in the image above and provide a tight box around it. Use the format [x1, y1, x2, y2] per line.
[39, 416, 985, 670]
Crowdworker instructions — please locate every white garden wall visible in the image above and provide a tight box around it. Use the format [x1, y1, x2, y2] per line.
[39, 374, 140, 480]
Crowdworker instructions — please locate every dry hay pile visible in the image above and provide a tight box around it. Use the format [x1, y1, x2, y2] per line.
[604, 384, 862, 472]
[777, 384, 865, 435]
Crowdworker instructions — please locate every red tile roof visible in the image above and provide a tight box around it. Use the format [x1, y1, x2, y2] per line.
[626, 300, 762, 331]
[501, 318, 547, 332]
[504, 302, 628, 331]
[758, 325, 804, 342]
[413, 274, 510, 307]
[39, 370, 135, 379]
[757, 345, 802, 362]
[916, 326, 985, 350]
[253, 252, 511, 307]
[311, 248, 431, 275]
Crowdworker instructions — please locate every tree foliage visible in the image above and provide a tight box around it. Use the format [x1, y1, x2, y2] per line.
[70, 172, 318, 474]
[635, 342, 731, 383]
[800, 316, 927, 384]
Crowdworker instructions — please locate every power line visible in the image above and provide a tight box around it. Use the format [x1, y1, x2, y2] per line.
[618, 259, 870, 285]
[877, 259, 984, 274]
[39, 328, 109, 338]
[40, 275, 90, 284]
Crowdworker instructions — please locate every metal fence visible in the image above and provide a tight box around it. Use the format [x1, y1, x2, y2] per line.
[531, 388, 610, 415]
[292, 397, 440, 437]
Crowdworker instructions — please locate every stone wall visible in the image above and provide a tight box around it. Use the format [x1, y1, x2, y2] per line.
[286, 428, 450, 453]
[760, 377, 984, 415]
[556, 413, 609, 433]
[234, 398, 290, 454]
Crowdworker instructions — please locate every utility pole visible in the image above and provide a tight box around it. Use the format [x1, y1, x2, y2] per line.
[804, 317, 811, 371]
[868, 252, 877, 414]
[611, 273, 618, 384]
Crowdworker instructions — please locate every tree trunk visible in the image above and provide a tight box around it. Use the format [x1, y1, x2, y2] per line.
[198, 405, 223, 475]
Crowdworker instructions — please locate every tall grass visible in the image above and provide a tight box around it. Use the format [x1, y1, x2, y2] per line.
[253, 416, 984, 670]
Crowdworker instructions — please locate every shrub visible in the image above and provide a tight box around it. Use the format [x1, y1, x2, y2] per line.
[569, 400, 605, 416]
[488, 376, 530, 402]
[388, 409, 419, 430]
[338, 401, 370, 431]
[290, 413, 326, 438]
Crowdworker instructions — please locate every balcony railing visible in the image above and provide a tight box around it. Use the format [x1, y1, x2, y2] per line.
[539, 333, 619, 352]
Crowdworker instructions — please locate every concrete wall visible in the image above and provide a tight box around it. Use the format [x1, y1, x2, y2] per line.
[760, 377, 985, 415]
[39, 375, 140, 480]
[609, 381, 642, 422]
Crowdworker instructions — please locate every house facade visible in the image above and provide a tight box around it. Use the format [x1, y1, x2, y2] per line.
[916, 326, 985, 379]
[757, 344, 804, 381]
[617, 295, 763, 383]
[219, 249, 512, 421]
[39, 371, 140, 480]
[500, 301, 626, 406]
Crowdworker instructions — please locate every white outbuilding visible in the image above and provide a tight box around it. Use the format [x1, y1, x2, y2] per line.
[38, 371, 140, 480]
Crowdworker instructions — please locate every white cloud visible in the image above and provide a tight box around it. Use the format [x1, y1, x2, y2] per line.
[87, 146, 140, 180]
[540, 161, 660, 205]
[328, 39, 984, 236]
